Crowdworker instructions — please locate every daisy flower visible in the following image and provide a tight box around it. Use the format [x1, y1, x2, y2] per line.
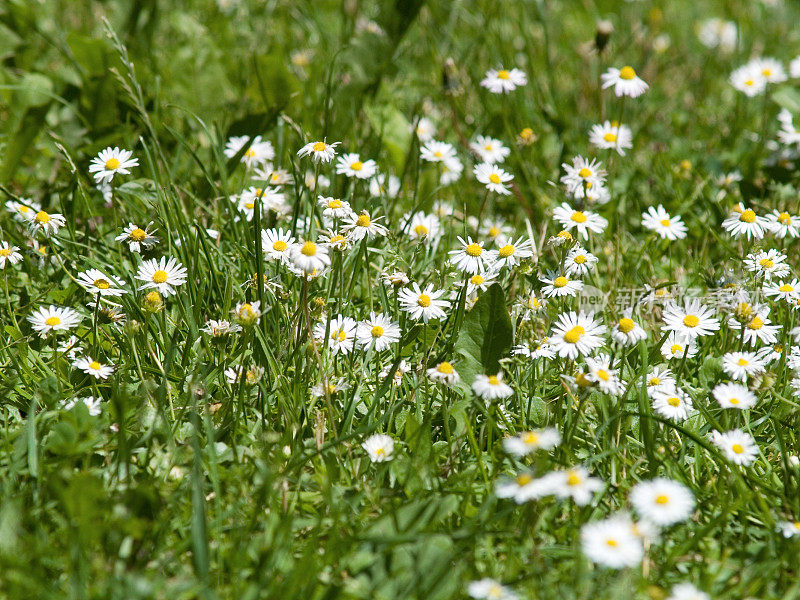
[529, 338, 556, 360]
[261, 228, 295, 263]
[502, 428, 561, 457]
[667, 583, 710, 600]
[369, 173, 401, 198]
[778, 521, 800, 538]
[62, 396, 102, 416]
[470, 135, 511, 163]
[727, 305, 780, 346]
[763, 278, 800, 303]
[290, 240, 331, 274]
[581, 514, 644, 569]
[449, 236, 491, 275]
[549, 311, 606, 359]
[610, 310, 647, 346]
[539, 272, 584, 298]
[439, 156, 464, 185]
[362, 434, 394, 463]
[473, 162, 513, 195]
[467, 578, 517, 600]
[73, 356, 115, 380]
[662, 299, 720, 339]
[318, 196, 354, 220]
[136, 257, 187, 296]
[252, 164, 291, 185]
[356, 313, 401, 352]
[481, 219, 513, 246]
[698, 18, 737, 52]
[766, 210, 800, 238]
[224, 365, 264, 386]
[564, 246, 598, 276]
[601, 66, 648, 97]
[645, 367, 676, 398]
[380, 359, 411, 387]
[6, 199, 40, 222]
[585, 353, 626, 396]
[480, 67, 527, 94]
[552, 202, 608, 239]
[27, 305, 83, 336]
[743, 249, 791, 280]
[713, 382, 758, 410]
[495, 472, 547, 504]
[472, 373, 514, 401]
[466, 271, 498, 295]
[652, 388, 694, 421]
[543, 466, 603, 505]
[730, 64, 766, 96]
[754, 57, 787, 83]
[427, 361, 460, 385]
[296, 140, 340, 163]
[233, 301, 261, 326]
[200, 319, 242, 338]
[311, 378, 350, 398]
[490, 236, 532, 270]
[0, 241, 22, 268]
[630, 478, 695, 526]
[399, 283, 450, 322]
[314, 315, 358, 355]
[413, 116, 436, 141]
[721, 203, 769, 240]
[641, 205, 688, 240]
[76, 268, 126, 297]
[342, 211, 389, 242]
[406, 212, 441, 245]
[335, 153, 378, 179]
[721, 351, 766, 381]
[88, 147, 139, 183]
[589, 121, 633, 155]
[116, 222, 158, 253]
[420, 140, 457, 163]
[710, 429, 758, 466]
[28, 209, 66, 237]
[660, 332, 698, 360]
[560, 156, 607, 198]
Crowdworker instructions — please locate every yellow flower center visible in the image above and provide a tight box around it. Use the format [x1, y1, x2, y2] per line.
[577, 168, 592, 179]
[301, 241, 317, 256]
[747, 316, 764, 330]
[489, 173, 501, 184]
[417, 294, 431, 307]
[371, 325, 384, 338]
[331, 330, 347, 342]
[649, 377, 660, 386]
[0, 249, 11, 257]
[603, 132, 617, 142]
[414, 224, 429, 236]
[466, 243, 483, 257]
[760, 258, 774, 268]
[596, 369, 610, 382]
[667, 397, 680, 407]
[312, 142, 326, 152]
[94, 279, 110, 290]
[566, 472, 581, 486]
[356, 213, 371, 227]
[145, 291, 161, 304]
[739, 209, 756, 223]
[571, 211, 587, 223]
[437, 361, 454, 374]
[779, 284, 794, 292]
[488, 226, 500, 237]
[732, 443, 744, 454]
[35, 211, 51, 224]
[564, 325, 584, 344]
[778, 212, 791, 225]
[129, 228, 146, 242]
[18, 206, 30, 213]
[660, 219, 671, 226]
[523, 432, 539, 445]
[617, 318, 635, 333]
[619, 66, 636, 80]
[105, 157, 121, 170]
[497, 70, 510, 80]
[350, 161, 363, 171]
[516, 473, 532, 485]
[89, 361, 101, 370]
[470, 275, 484, 285]
[498, 245, 514, 258]
[245, 202, 255, 210]
[152, 270, 168, 284]
[553, 276, 568, 288]
[273, 240, 288, 252]
[762, 68, 772, 77]
[484, 144, 493, 151]
[244, 148, 256, 158]
[330, 234, 345, 245]
[737, 358, 749, 366]
[655, 495, 669, 505]
[375, 447, 385, 456]
[573, 254, 586, 264]
[683, 315, 700, 328]
[730, 398, 740, 405]
[558, 230, 573, 240]
[45, 316, 61, 326]
[606, 539, 618, 547]
[328, 199, 342, 209]
[670, 344, 683, 354]
[488, 375, 500, 385]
